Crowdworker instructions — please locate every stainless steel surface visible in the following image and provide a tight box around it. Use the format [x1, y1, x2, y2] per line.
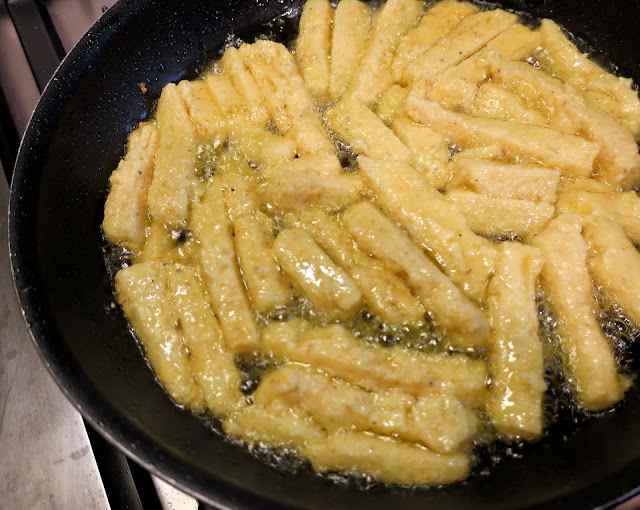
[0, 160, 110, 509]
[153, 476, 199, 510]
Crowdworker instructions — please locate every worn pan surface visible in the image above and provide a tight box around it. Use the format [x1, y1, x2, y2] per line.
[9, 0, 640, 508]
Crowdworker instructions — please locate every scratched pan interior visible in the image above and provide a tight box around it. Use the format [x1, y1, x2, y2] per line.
[9, 0, 640, 508]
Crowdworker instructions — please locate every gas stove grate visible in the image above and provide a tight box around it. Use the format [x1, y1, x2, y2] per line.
[0, 1, 202, 508]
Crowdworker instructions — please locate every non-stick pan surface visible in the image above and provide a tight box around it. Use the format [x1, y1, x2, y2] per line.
[9, 0, 640, 508]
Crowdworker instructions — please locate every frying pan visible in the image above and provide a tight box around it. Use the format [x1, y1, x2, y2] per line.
[9, 0, 640, 508]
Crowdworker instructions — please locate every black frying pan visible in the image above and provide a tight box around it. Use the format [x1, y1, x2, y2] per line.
[9, 0, 640, 508]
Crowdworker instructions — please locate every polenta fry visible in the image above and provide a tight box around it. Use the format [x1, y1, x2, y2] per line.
[115, 261, 205, 410]
[406, 95, 600, 179]
[529, 214, 624, 410]
[343, 201, 490, 349]
[296, 0, 333, 101]
[487, 243, 545, 439]
[274, 228, 363, 319]
[358, 156, 497, 302]
[261, 319, 489, 406]
[445, 190, 555, 238]
[103, 122, 158, 251]
[147, 84, 202, 227]
[329, 0, 372, 99]
[305, 431, 470, 486]
[583, 215, 640, 327]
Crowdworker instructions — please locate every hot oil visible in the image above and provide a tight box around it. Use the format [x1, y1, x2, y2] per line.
[247, 442, 311, 474]
[535, 291, 580, 423]
[235, 352, 274, 395]
[102, 0, 640, 491]
[196, 142, 221, 180]
[103, 241, 133, 278]
[332, 136, 359, 173]
[596, 291, 640, 374]
[469, 288, 640, 482]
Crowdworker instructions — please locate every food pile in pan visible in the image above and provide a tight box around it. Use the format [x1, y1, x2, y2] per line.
[102, 0, 640, 486]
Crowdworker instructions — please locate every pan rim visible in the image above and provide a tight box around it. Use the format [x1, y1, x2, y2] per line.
[8, 0, 640, 508]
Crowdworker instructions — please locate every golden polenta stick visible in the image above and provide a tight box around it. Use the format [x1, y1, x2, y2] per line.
[115, 261, 205, 410]
[206, 72, 296, 168]
[265, 152, 342, 179]
[536, 19, 640, 138]
[329, 0, 372, 99]
[429, 21, 546, 99]
[490, 57, 640, 188]
[391, 116, 450, 189]
[177, 79, 228, 144]
[191, 183, 259, 354]
[223, 401, 326, 448]
[406, 95, 600, 179]
[420, 25, 537, 102]
[208, 71, 293, 168]
[262, 171, 363, 211]
[485, 22, 540, 60]
[206, 73, 295, 167]
[241, 40, 315, 132]
[292, 208, 425, 325]
[219, 171, 292, 313]
[305, 431, 470, 486]
[557, 186, 640, 244]
[449, 158, 560, 202]
[261, 319, 489, 406]
[216, 158, 261, 219]
[392, 0, 478, 83]
[234, 213, 292, 313]
[326, 98, 412, 162]
[583, 215, 640, 327]
[346, 0, 423, 106]
[165, 265, 244, 415]
[529, 213, 624, 410]
[288, 110, 335, 156]
[452, 144, 511, 162]
[205, 63, 295, 168]
[358, 156, 497, 302]
[422, 50, 539, 125]
[375, 84, 409, 125]
[205, 73, 245, 118]
[136, 221, 177, 264]
[580, 89, 636, 134]
[295, 0, 333, 101]
[558, 178, 614, 194]
[445, 190, 556, 238]
[424, 48, 495, 109]
[147, 83, 202, 227]
[218, 47, 270, 126]
[103, 122, 158, 252]
[402, 9, 516, 87]
[472, 81, 548, 126]
[234, 123, 298, 169]
[343, 201, 489, 349]
[487, 243, 545, 439]
[273, 228, 363, 319]
[260, 151, 348, 206]
[254, 364, 478, 454]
